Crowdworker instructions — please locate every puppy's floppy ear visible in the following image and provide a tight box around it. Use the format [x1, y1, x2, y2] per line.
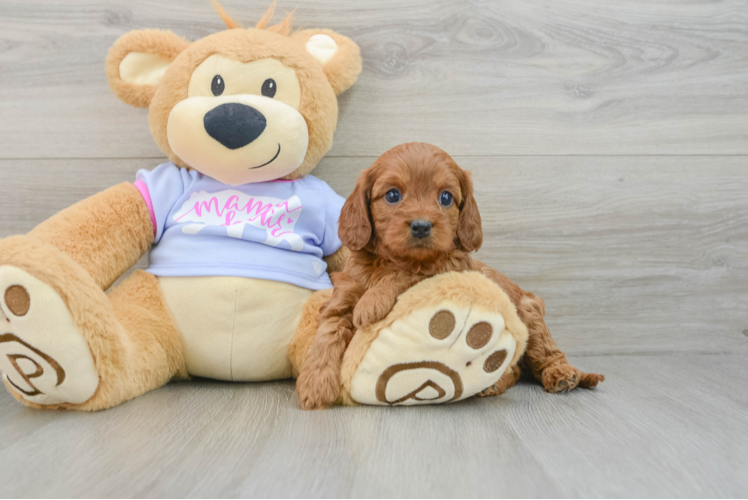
[290, 29, 362, 95]
[457, 170, 483, 252]
[106, 30, 189, 108]
[339, 168, 374, 251]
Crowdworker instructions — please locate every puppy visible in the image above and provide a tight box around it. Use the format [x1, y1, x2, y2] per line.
[296, 142, 604, 410]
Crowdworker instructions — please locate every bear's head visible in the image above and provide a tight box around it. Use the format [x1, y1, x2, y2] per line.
[105, 2, 361, 185]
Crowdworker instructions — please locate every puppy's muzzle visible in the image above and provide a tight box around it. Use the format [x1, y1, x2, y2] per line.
[410, 219, 432, 239]
[204, 103, 267, 150]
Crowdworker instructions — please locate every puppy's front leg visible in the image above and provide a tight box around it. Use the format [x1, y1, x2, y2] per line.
[352, 273, 421, 330]
[297, 273, 364, 410]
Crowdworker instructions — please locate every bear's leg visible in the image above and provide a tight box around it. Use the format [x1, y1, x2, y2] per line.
[291, 273, 529, 407]
[0, 237, 184, 410]
[288, 289, 332, 378]
[93, 270, 187, 408]
[334, 272, 530, 406]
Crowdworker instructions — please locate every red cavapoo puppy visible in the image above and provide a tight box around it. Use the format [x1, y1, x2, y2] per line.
[297, 142, 603, 410]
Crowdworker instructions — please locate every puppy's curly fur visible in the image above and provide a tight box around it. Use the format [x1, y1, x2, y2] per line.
[296, 143, 604, 410]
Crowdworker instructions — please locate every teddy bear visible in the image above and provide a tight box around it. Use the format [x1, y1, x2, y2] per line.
[0, 3, 600, 411]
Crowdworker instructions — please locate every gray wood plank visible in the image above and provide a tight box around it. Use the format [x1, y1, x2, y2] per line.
[0, 354, 745, 497]
[1, 156, 746, 356]
[1, 0, 746, 497]
[503, 354, 748, 498]
[0, 394, 61, 453]
[1, 0, 747, 159]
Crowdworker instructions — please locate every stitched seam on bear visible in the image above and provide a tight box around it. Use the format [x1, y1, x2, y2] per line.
[229, 288, 238, 381]
[448, 305, 472, 349]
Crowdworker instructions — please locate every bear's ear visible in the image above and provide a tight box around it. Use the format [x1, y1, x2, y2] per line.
[105, 30, 189, 108]
[290, 29, 362, 95]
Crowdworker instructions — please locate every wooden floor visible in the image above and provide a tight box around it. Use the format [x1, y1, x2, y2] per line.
[0, 0, 747, 497]
[0, 355, 746, 498]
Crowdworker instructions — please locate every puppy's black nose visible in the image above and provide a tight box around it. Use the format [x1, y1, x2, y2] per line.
[204, 103, 266, 150]
[410, 219, 432, 239]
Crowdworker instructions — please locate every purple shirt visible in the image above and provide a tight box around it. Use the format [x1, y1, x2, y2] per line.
[134, 163, 344, 290]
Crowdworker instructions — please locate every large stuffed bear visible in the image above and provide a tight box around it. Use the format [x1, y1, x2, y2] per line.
[0, 4, 600, 411]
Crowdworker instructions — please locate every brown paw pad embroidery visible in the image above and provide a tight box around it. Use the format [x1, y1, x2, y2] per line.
[483, 350, 507, 373]
[0, 334, 66, 397]
[4, 285, 30, 317]
[0, 266, 99, 405]
[2, 283, 65, 397]
[376, 361, 463, 404]
[430, 310, 507, 373]
[1, 284, 64, 396]
[428, 310, 455, 339]
[371, 308, 512, 405]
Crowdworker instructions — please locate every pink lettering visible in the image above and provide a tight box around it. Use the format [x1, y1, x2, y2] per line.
[173, 190, 305, 250]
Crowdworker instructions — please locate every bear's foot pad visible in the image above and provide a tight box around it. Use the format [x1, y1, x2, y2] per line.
[0, 266, 98, 405]
[349, 302, 518, 406]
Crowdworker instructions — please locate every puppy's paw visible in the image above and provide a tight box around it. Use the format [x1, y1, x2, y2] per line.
[542, 363, 605, 393]
[296, 364, 341, 410]
[578, 371, 605, 388]
[476, 365, 521, 398]
[351, 307, 372, 330]
[352, 294, 394, 330]
[476, 385, 503, 398]
[542, 364, 581, 393]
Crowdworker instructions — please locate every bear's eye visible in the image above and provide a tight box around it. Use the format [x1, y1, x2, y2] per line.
[385, 188, 402, 204]
[261, 78, 277, 98]
[439, 191, 453, 207]
[211, 75, 225, 96]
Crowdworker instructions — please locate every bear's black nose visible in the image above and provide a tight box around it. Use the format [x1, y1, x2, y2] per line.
[410, 219, 432, 239]
[204, 103, 267, 150]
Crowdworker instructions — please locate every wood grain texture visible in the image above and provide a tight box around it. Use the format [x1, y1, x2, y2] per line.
[1, 156, 746, 356]
[1, 0, 747, 497]
[1, 0, 747, 158]
[0, 355, 745, 498]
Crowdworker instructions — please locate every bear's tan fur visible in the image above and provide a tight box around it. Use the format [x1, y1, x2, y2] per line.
[0, 4, 362, 410]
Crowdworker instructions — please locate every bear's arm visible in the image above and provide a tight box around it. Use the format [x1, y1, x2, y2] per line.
[29, 182, 154, 290]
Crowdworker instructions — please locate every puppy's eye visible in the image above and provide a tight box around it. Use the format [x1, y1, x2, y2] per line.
[385, 188, 402, 204]
[211, 75, 225, 96]
[261, 78, 277, 98]
[439, 191, 454, 207]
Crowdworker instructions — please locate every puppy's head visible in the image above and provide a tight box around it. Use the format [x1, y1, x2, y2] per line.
[340, 143, 482, 260]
